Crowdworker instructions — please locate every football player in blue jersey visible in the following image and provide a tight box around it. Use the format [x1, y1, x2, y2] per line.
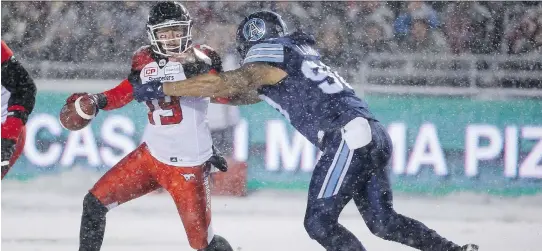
[131, 10, 479, 251]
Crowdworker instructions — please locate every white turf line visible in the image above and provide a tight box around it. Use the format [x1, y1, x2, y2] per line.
[2, 171, 542, 251]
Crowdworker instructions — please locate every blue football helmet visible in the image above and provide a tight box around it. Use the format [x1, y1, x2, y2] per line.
[235, 11, 289, 58]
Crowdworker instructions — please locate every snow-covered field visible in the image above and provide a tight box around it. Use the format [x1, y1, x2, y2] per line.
[2, 170, 541, 251]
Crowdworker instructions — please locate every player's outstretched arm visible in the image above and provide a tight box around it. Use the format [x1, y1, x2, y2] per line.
[65, 44, 151, 112]
[218, 90, 262, 106]
[99, 79, 134, 110]
[64, 78, 134, 113]
[162, 63, 287, 98]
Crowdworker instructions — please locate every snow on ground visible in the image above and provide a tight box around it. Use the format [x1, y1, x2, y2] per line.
[2, 170, 541, 251]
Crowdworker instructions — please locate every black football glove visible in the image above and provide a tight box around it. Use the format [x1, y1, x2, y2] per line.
[1, 139, 16, 178]
[207, 145, 228, 172]
[132, 79, 165, 102]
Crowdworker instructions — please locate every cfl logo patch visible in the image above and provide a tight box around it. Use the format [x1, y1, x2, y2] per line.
[144, 67, 158, 77]
[182, 173, 196, 181]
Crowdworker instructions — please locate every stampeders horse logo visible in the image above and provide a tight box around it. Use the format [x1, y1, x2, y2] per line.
[182, 173, 196, 181]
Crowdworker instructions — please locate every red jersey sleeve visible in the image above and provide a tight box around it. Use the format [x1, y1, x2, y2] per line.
[101, 79, 134, 111]
[1, 40, 14, 64]
[194, 44, 223, 73]
[99, 46, 155, 110]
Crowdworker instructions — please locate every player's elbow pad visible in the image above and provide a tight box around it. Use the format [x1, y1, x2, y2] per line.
[342, 117, 372, 150]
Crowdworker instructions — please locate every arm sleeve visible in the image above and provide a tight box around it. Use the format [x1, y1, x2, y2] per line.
[99, 77, 135, 111]
[1, 41, 36, 142]
[1, 41, 13, 64]
[98, 46, 151, 110]
[1, 57, 37, 124]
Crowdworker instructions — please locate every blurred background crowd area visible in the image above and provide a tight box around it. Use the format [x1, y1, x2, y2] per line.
[1, 1, 541, 89]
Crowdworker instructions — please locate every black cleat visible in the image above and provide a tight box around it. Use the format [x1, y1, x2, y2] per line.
[459, 244, 479, 251]
[198, 235, 233, 251]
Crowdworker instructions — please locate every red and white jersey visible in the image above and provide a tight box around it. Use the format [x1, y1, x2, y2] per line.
[140, 60, 212, 166]
[100, 44, 223, 167]
[1, 87, 10, 123]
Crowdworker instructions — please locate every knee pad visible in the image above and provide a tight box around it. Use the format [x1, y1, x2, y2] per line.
[83, 192, 108, 217]
[198, 235, 233, 251]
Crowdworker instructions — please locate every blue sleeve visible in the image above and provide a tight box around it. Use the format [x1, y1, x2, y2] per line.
[242, 43, 285, 65]
[394, 13, 411, 35]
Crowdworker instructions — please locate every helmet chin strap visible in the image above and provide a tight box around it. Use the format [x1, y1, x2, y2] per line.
[152, 38, 191, 57]
[163, 42, 192, 55]
[162, 45, 182, 53]
[165, 46, 196, 63]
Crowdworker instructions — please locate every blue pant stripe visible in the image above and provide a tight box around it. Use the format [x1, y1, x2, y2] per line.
[322, 142, 350, 198]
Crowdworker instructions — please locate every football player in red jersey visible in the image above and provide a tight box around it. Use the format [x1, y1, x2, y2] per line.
[1, 40, 37, 179]
[66, 2, 233, 251]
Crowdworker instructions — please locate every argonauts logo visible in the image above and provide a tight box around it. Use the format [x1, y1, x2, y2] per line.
[243, 18, 266, 41]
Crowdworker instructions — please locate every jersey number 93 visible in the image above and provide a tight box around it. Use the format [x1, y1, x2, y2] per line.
[301, 60, 353, 94]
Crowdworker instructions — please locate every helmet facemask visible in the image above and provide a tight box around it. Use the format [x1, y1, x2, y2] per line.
[147, 20, 192, 56]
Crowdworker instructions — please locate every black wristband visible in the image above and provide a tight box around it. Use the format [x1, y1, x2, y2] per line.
[90, 93, 108, 110]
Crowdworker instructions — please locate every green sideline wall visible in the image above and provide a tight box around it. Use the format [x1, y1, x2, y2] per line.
[7, 87, 542, 196]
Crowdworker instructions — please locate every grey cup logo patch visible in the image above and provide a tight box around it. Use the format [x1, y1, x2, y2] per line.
[159, 59, 167, 67]
[243, 18, 266, 42]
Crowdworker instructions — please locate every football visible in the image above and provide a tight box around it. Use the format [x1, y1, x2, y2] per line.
[59, 95, 96, 131]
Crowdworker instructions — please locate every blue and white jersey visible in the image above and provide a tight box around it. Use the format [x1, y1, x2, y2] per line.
[242, 32, 376, 146]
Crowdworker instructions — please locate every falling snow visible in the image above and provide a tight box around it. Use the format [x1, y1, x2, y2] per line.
[1, 2, 542, 251]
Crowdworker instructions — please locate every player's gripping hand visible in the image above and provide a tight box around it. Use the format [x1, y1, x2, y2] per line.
[207, 145, 228, 172]
[132, 80, 165, 102]
[66, 92, 89, 104]
[65, 92, 102, 115]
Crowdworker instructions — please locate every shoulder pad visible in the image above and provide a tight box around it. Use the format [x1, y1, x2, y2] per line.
[131, 45, 155, 71]
[243, 42, 285, 65]
[193, 47, 212, 66]
[194, 44, 216, 54]
[288, 31, 316, 45]
[193, 44, 222, 72]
